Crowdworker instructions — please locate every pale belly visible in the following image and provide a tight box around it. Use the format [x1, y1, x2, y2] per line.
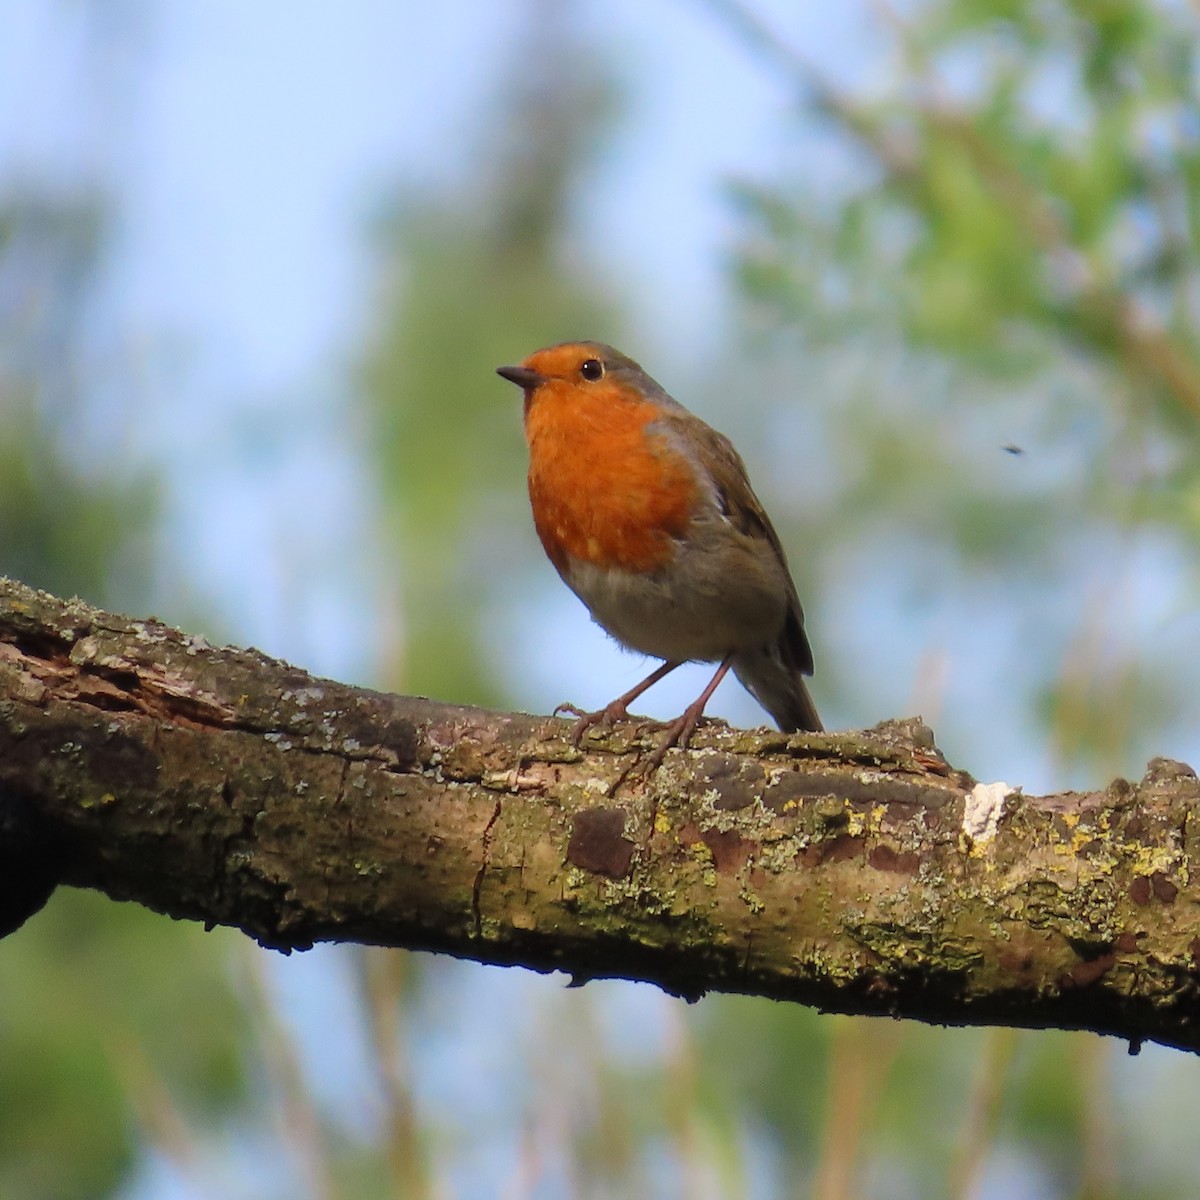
[560, 531, 789, 664]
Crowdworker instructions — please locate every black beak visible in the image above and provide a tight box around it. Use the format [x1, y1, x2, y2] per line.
[496, 364, 544, 390]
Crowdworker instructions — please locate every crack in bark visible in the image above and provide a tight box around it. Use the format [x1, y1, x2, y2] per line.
[741, 929, 755, 985]
[472, 798, 503, 937]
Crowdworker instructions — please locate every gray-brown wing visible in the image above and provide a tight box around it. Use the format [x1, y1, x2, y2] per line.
[676, 417, 815, 677]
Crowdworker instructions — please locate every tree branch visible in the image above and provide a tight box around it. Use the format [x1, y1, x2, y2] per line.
[2, 576, 1198, 1053]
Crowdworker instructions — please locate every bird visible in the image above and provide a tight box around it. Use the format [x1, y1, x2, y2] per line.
[497, 340, 822, 770]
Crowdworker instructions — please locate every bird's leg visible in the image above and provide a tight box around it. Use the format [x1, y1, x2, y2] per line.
[605, 655, 736, 795]
[639, 654, 735, 774]
[555, 659, 683, 746]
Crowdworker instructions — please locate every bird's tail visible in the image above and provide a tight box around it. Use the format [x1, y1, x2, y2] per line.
[733, 647, 823, 733]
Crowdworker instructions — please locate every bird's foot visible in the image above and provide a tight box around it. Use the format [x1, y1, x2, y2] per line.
[605, 702, 711, 795]
[638, 702, 706, 774]
[554, 699, 638, 747]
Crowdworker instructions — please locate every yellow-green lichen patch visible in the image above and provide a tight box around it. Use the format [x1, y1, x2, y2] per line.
[78, 790, 118, 810]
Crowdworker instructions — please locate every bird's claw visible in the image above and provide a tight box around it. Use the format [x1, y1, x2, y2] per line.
[554, 687, 712, 795]
[554, 699, 645, 747]
[572, 705, 626, 746]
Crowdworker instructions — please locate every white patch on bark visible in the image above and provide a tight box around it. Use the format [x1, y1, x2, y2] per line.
[963, 780, 1011, 843]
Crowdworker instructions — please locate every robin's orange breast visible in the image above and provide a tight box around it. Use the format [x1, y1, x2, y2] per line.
[525, 381, 700, 575]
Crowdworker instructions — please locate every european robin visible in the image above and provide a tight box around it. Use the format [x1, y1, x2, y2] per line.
[498, 341, 822, 767]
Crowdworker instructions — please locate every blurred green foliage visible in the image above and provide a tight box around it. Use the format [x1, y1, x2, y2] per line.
[720, 0, 1200, 783]
[0, 893, 244, 1200]
[0, 196, 158, 608]
[0, 188, 249, 1198]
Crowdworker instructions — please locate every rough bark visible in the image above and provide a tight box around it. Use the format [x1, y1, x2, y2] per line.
[1, 576, 1199, 1053]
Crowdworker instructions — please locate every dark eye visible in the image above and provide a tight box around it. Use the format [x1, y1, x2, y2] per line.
[579, 358, 604, 381]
